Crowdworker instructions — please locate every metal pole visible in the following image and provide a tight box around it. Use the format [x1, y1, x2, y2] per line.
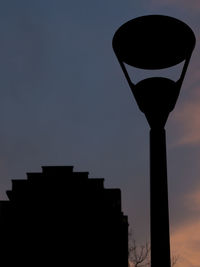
[150, 128, 171, 267]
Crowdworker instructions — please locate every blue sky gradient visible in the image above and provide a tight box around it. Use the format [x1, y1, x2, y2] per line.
[0, 1, 199, 265]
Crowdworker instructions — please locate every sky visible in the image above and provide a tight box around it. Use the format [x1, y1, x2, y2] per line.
[0, 1, 199, 266]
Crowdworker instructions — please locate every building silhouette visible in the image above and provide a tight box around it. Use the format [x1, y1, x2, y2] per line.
[0, 166, 128, 266]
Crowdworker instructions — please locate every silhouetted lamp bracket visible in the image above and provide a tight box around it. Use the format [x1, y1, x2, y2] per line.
[112, 15, 196, 128]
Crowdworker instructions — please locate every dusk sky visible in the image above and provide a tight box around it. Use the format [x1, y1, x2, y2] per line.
[0, 1, 199, 266]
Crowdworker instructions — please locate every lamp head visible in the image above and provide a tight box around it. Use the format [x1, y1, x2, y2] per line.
[112, 15, 196, 128]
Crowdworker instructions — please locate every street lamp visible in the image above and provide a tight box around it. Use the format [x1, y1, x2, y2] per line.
[112, 15, 196, 267]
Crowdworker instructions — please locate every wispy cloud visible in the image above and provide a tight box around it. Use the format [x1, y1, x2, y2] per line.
[150, 0, 200, 10]
[171, 221, 200, 267]
[169, 63, 200, 146]
[171, 95, 200, 146]
[185, 189, 200, 212]
[171, 189, 200, 267]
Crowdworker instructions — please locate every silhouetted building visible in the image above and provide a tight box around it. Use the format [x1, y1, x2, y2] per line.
[0, 166, 128, 266]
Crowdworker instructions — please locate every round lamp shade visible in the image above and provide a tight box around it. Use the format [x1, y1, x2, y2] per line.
[112, 15, 196, 70]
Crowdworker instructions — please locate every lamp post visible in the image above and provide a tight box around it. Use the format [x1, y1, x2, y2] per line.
[112, 15, 196, 267]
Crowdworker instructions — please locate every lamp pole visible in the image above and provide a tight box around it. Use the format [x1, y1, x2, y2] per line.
[150, 127, 170, 266]
[112, 15, 196, 267]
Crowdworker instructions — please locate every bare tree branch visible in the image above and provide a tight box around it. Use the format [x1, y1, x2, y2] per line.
[128, 229, 150, 267]
[171, 254, 179, 267]
[128, 228, 179, 267]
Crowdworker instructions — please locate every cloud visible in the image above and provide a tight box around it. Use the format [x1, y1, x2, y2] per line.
[171, 189, 200, 267]
[170, 63, 200, 146]
[150, 0, 200, 10]
[185, 189, 200, 212]
[171, 96, 200, 146]
[171, 219, 200, 267]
